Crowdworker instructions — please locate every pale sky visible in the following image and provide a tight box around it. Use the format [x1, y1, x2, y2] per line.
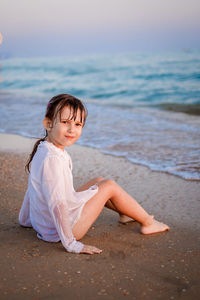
[0, 0, 200, 57]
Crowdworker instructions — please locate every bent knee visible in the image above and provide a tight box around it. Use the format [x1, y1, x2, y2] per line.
[102, 179, 117, 191]
[104, 178, 116, 185]
[94, 176, 104, 183]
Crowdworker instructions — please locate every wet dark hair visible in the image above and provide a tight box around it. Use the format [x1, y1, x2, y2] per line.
[25, 94, 87, 173]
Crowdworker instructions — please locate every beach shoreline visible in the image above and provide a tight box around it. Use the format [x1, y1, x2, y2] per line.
[1, 52, 200, 182]
[0, 133, 200, 299]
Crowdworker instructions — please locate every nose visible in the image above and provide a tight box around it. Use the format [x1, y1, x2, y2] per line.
[67, 122, 75, 133]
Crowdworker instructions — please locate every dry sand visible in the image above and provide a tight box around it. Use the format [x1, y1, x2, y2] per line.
[0, 133, 200, 300]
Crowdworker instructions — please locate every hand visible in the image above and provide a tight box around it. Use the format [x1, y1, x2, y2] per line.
[81, 244, 102, 255]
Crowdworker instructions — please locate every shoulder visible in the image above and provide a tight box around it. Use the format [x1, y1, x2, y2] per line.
[34, 142, 71, 173]
[44, 153, 65, 169]
[38, 142, 67, 164]
[41, 154, 66, 182]
[33, 146, 63, 167]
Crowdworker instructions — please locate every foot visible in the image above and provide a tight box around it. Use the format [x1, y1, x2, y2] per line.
[141, 216, 169, 235]
[119, 214, 135, 224]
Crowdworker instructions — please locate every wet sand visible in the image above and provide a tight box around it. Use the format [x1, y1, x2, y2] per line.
[0, 133, 200, 299]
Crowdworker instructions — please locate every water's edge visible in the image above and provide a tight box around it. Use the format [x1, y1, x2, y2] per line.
[0, 131, 198, 182]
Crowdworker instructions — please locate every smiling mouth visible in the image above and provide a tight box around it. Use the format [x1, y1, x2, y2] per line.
[65, 136, 75, 139]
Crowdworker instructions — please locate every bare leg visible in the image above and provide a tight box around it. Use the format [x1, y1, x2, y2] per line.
[76, 177, 104, 192]
[105, 198, 135, 223]
[77, 177, 134, 223]
[73, 179, 169, 240]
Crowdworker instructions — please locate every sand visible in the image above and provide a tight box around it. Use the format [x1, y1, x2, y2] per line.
[0, 133, 200, 300]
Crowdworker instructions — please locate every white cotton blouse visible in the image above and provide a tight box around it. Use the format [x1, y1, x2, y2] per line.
[19, 141, 98, 253]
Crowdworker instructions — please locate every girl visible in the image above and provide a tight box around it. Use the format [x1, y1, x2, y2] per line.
[19, 94, 169, 255]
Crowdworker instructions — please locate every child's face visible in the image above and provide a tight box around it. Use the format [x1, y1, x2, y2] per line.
[44, 105, 84, 150]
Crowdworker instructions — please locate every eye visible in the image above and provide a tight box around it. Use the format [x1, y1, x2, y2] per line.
[75, 122, 83, 127]
[61, 120, 70, 124]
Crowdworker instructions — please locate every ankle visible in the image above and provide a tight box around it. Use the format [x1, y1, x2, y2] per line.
[142, 215, 154, 226]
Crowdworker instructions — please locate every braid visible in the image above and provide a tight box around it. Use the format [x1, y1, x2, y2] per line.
[25, 132, 47, 173]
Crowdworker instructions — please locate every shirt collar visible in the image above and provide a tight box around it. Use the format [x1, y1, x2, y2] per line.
[39, 141, 68, 159]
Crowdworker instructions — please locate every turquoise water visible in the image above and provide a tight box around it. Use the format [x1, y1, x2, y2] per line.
[0, 51, 200, 180]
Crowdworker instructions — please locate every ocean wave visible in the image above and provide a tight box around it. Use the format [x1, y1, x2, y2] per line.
[155, 103, 200, 116]
[1, 51, 200, 181]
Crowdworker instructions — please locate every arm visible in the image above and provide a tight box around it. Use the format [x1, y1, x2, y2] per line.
[19, 188, 32, 227]
[50, 201, 84, 253]
[42, 155, 84, 253]
[51, 203, 102, 254]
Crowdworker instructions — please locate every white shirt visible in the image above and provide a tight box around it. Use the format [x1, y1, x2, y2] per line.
[19, 141, 98, 253]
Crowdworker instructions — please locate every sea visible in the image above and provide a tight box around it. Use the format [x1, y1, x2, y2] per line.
[0, 51, 200, 180]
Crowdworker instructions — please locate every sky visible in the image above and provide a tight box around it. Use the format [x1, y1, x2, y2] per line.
[0, 0, 200, 57]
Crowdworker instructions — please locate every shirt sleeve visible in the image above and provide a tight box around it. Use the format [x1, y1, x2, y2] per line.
[19, 188, 32, 227]
[41, 155, 84, 254]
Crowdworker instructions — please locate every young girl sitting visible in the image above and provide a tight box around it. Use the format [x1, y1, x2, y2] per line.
[19, 94, 169, 255]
